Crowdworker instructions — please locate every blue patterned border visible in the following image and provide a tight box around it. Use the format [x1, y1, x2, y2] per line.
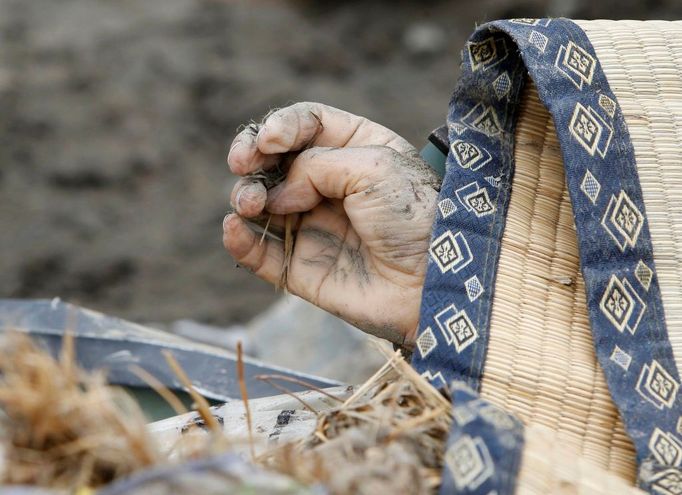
[412, 17, 682, 489]
[440, 382, 524, 494]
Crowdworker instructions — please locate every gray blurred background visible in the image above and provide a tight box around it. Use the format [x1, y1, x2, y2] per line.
[1, 0, 679, 330]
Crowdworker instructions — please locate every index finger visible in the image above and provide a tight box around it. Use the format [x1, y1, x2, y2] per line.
[257, 102, 415, 155]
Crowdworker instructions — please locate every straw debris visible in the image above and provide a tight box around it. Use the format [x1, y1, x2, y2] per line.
[0, 332, 451, 494]
[259, 352, 452, 495]
[0, 333, 159, 489]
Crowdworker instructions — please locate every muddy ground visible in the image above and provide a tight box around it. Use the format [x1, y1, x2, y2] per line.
[1, 0, 678, 326]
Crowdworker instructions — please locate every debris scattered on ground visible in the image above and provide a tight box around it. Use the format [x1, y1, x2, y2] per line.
[0, 332, 450, 494]
[260, 351, 452, 495]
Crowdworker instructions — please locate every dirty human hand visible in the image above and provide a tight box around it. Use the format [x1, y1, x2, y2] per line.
[223, 103, 440, 347]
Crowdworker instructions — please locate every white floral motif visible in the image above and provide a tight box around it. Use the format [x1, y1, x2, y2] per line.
[461, 103, 503, 137]
[599, 275, 646, 334]
[654, 375, 675, 400]
[467, 36, 509, 72]
[569, 103, 602, 154]
[464, 188, 496, 217]
[651, 468, 682, 495]
[605, 286, 629, 319]
[569, 103, 614, 157]
[566, 44, 593, 77]
[445, 310, 479, 353]
[600, 276, 634, 331]
[431, 232, 460, 272]
[429, 231, 473, 274]
[451, 140, 492, 171]
[602, 190, 644, 250]
[555, 41, 596, 89]
[456, 141, 480, 161]
[445, 435, 494, 490]
[577, 114, 597, 140]
[649, 428, 682, 467]
[468, 37, 497, 71]
[472, 107, 502, 136]
[637, 361, 680, 410]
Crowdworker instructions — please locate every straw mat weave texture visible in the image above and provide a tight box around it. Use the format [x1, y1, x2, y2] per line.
[479, 80, 637, 482]
[480, 20, 682, 485]
[516, 424, 645, 494]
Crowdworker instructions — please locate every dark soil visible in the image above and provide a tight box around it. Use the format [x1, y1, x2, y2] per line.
[1, 0, 678, 325]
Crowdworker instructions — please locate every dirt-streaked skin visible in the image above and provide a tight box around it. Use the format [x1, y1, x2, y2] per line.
[223, 102, 440, 346]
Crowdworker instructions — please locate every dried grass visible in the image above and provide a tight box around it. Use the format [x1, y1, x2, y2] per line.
[0, 332, 451, 494]
[258, 351, 452, 495]
[0, 333, 159, 488]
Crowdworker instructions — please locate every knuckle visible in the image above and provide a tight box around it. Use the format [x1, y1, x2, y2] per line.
[297, 146, 322, 161]
[367, 145, 400, 164]
[296, 101, 319, 113]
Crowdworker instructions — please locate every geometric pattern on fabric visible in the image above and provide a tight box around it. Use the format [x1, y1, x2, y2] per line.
[412, 17, 681, 494]
[440, 382, 525, 495]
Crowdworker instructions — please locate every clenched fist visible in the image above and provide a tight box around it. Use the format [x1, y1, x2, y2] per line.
[223, 103, 440, 347]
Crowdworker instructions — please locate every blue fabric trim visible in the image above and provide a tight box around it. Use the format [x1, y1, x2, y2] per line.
[412, 17, 682, 490]
[440, 382, 524, 495]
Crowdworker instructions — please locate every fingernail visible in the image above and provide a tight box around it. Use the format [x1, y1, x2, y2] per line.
[227, 142, 242, 165]
[236, 182, 267, 213]
[223, 213, 233, 231]
[235, 187, 247, 210]
[236, 185, 257, 211]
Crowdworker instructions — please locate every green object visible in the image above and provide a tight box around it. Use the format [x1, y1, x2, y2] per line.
[420, 141, 447, 178]
[124, 386, 223, 422]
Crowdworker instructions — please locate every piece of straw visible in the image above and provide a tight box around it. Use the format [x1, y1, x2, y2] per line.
[162, 350, 220, 433]
[236, 341, 256, 462]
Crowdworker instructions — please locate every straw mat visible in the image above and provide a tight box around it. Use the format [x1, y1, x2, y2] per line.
[516, 424, 645, 494]
[479, 20, 682, 485]
[479, 80, 637, 482]
[581, 20, 682, 372]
